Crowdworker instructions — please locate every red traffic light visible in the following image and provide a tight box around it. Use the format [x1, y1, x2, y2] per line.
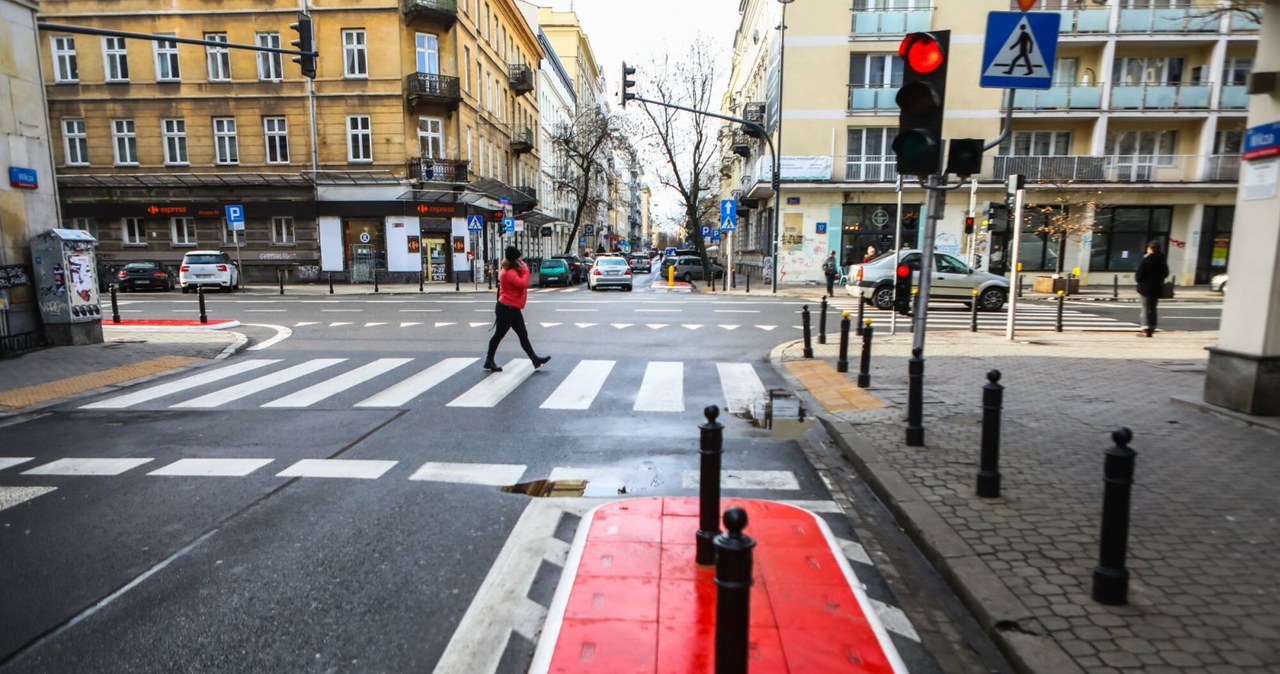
[899, 33, 944, 74]
[896, 263, 911, 278]
[965, 216, 975, 227]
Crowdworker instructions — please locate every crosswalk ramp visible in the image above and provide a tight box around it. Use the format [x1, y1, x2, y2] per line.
[78, 356, 771, 413]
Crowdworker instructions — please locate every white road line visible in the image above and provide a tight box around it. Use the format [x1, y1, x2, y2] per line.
[295, 321, 319, 327]
[81, 359, 281, 409]
[171, 359, 345, 408]
[717, 363, 765, 416]
[245, 323, 292, 351]
[408, 462, 527, 486]
[469, 321, 490, 327]
[715, 310, 760, 313]
[244, 309, 287, 312]
[757, 325, 777, 331]
[555, 309, 598, 312]
[364, 322, 387, 327]
[321, 309, 363, 312]
[541, 360, 614, 410]
[0, 458, 35, 471]
[634, 361, 683, 412]
[547, 466, 628, 483]
[540, 322, 562, 328]
[262, 358, 413, 408]
[329, 322, 352, 327]
[24, 458, 153, 476]
[1, 486, 57, 513]
[611, 323, 633, 329]
[680, 469, 800, 490]
[447, 359, 535, 407]
[400, 309, 442, 312]
[277, 459, 397, 480]
[646, 323, 668, 329]
[435, 322, 456, 327]
[683, 324, 703, 330]
[148, 458, 274, 477]
[635, 309, 681, 312]
[720, 325, 740, 330]
[870, 598, 921, 642]
[400, 322, 421, 327]
[573, 322, 597, 328]
[356, 357, 477, 407]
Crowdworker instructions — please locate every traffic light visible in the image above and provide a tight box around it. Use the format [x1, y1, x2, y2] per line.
[894, 262, 913, 316]
[893, 31, 950, 176]
[291, 13, 316, 79]
[964, 215, 976, 234]
[621, 62, 637, 107]
[946, 138, 985, 178]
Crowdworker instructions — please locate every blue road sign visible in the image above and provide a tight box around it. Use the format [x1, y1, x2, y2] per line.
[579, 236, 587, 245]
[503, 217, 515, 233]
[719, 199, 737, 231]
[980, 12, 1059, 90]
[816, 222, 828, 234]
[700, 225, 712, 238]
[711, 230, 722, 242]
[225, 204, 245, 232]
[584, 225, 595, 236]
[466, 215, 484, 231]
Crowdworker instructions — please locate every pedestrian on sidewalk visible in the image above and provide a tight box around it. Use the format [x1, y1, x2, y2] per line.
[484, 246, 551, 372]
[822, 251, 838, 297]
[1134, 240, 1169, 338]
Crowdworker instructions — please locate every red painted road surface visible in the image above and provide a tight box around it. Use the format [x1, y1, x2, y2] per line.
[531, 497, 906, 674]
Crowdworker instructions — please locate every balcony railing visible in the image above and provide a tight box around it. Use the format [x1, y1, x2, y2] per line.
[402, 0, 457, 27]
[983, 154, 1239, 183]
[407, 157, 469, 183]
[1012, 84, 1102, 110]
[508, 64, 534, 95]
[844, 156, 898, 183]
[1110, 82, 1211, 110]
[1117, 5, 1219, 33]
[851, 7, 932, 35]
[511, 128, 534, 154]
[742, 102, 766, 138]
[514, 185, 537, 207]
[405, 72, 461, 109]
[1221, 84, 1249, 109]
[1048, 7, 1109, 33]
[731, 132, 752, 158]
[847, 84, 900, 111]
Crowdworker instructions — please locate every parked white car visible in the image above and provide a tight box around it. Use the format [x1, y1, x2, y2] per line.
[1210, 273, 1227, 293]
[179, 250, 240, 293]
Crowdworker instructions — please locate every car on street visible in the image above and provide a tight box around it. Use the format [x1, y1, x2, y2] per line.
[538, 258, 572, 287]
[628, 254, 652, 273]
[661, 255, 725, 282]
[1210, 273, 1227, 293]
[847, 250, 1009, 311]
[587, 256, 633, 291]
[115, 259, 175, 292]
[550, 254, 586, 283]
[179, 250, 240, 293]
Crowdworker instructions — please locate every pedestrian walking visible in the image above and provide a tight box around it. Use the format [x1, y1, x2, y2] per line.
[822, 251, 838, 297]
[484, 246, 551, 372]
[1134, 240, 1169, 338]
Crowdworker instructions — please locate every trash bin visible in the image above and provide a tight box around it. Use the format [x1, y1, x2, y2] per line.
[30, 228, 104, 345]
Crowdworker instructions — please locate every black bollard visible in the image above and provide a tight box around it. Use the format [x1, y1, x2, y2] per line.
[906, 347, 924, 446]
[373, 269, 379, 293]
[1056, 290, 1065, 332]
[714, 506, 755, 674]
[419, 270, 424, 293]
[1017, 273, 1024, 298]
[837, 312, 851, 373]
[328, 271, 334, 294]
[819, 296, 828, 345]
[696, 405, 724, 566]
[722, 266, 728, 292]
[970, 288, 979, 332]
[197, 285, 207, 324]
[857, 320, 873, 388]
[1093, 427, 1137, 605]
[110, 284, 120, 324]
[455, 270, 460, 292]
[801, 305, 814, 359]
[976, 370, 1003, 498]
[278, 268, 285, 296]
[855, 292, 866, 336]
[745, 268, 750, 293]
[1113, 274, 1118, 300]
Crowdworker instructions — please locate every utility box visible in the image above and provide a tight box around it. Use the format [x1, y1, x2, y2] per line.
[30, 228, 104, 345]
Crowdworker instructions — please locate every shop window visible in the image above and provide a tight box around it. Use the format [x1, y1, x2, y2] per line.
[1090, 206, 1171, 272]
[122, 218, 146, 245]
[171, 217, 197, 246]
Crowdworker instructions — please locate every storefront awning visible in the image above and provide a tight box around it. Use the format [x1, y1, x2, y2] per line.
[394, 189, 488, 205]
[58, 172, 313, 189]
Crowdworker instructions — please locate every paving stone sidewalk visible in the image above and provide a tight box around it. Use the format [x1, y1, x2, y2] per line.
[777, 330, 1278, 673]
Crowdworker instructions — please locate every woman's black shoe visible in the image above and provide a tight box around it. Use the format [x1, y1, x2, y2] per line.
[483, 361, 503, 372]
[533, 355, 551, 369]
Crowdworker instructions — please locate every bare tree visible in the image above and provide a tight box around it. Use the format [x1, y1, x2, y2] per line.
[1026, 181, 1109, 276]
[550, 107, 622, 255]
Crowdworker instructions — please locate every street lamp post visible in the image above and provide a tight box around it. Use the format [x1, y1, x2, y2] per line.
[771, 0, 795, 294]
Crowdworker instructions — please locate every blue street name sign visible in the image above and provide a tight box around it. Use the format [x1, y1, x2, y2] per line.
[225, 204, 245, 231]
[1243, 121, 1280, 161]
[503, 217, 515, 233]
[719, 199, 737, 231]
[466, 214, 484, 231]
[980, 11, 1059, 90]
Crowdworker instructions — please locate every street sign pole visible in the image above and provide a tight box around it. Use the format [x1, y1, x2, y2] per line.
[1005, 175, 1026, 340]
[912, 175, 945, 356]
[891, 175, 904, 335]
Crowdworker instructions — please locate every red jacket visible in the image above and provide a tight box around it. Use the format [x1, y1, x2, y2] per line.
[498, 263, 529, 309]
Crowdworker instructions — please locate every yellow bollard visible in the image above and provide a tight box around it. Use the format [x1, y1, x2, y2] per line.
[668, 265, 675, 287]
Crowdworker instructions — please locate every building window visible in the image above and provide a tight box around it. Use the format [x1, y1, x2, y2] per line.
[849, 53, 903, 87]
[52, 36, 78, 83]
[416, 33, 439, 74]
[171, 217, 197, 246]
[418, 117, 445, 158]
[213, 117, 239, 164]
[112, 119, 138, 165]
[466, 126, 473, 162]
[1004, 131, 1072, 156]
[67, 218, 97, 238]
[1108, 129, 1177, 176]
[1090, 207, 1172, 272]
[347, 115, 372, 162]
[1222, 57, 1252, 86]
[271, 216, 295, 245]
[122, 218, 146, 245]
[1112, 57, 1184, 85]
[1215, 129, 1243, 154]
[464, 47, 472, 92]
[103, 36, 129, 82]
[257, 32, 283, 80]
[163, 118, 189, 165]
[264, 117, 289, 164]
[343, 30, 368, 77]
[205, 33, 231, 81]
[845, 127, 898, 181]
[155, 36, 181, 81]
[63, 119, 89, 166]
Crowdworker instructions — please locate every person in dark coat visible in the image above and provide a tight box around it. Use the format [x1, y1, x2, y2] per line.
[822, 251, 838, 297]
[1134, 240, 1169, 338]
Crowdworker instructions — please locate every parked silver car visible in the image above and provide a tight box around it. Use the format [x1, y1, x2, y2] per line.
[846, 250, 1009, 311]
[660, 256, 725, 282]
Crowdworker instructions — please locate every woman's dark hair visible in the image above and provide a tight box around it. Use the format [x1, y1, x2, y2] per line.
[1147, 240, 1162, 253]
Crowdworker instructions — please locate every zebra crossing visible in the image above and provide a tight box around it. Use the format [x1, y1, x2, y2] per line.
[290, 320, 783, 330]
[78, 356, 771, 413]
[826, 302, 1140, 331]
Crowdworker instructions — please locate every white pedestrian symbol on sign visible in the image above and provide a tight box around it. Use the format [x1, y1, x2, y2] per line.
[983, 17, 1049, 81]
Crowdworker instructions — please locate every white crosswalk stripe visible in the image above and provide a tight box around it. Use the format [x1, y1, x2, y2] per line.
[447, 359, 535, 407]
[149, 458, 274, 477]
[540, 360, 614, 410]
[171, 359, 346, 408]
[24, 458, 153, 476]
[717, 363, 766, 416]
[262, 358, 412, 408]
[81, 359, 281, 409]
[1, 486, 57, 513]
[355, 357, 477, 407]
[277, 459, 397, 480]
[634, 361, 683, 412]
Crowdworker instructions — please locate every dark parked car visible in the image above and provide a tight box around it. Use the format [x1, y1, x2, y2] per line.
[115, 260, 175, 292]
[628, 254, 652, 273]
[550, 254, 586, 283]
[538, 258, 572, 287]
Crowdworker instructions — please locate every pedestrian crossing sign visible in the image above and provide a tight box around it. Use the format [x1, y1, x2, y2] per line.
[980, 11, 1059, 90]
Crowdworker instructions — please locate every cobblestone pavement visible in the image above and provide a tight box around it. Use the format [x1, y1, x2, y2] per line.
[777, 329, 1279, 673]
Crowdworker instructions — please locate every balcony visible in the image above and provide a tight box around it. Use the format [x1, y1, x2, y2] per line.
[1050, 7, 1109, 34]
[402, 0, 457, 27]
[984, 154, 1239, 184]
[407, 157, 469, 183]
[508, 64, 534, 96]
[1221, 84, 1249, 109]
[851, 7, 932, 36]
[1117, 5, 1218, 33]
[1110, 82, 1211, 110]
[742, 102, 765, 138]
[406, 72, 461, 110]
[511, 128, 534, 154]
[1012, 84, 1102, 111]
[844, 156, 898, 183]
[514, 185, 537, 209]
[847, 85, 900, 112]
[1231, 7, 1262, 31]
[731, 133, 751, 158]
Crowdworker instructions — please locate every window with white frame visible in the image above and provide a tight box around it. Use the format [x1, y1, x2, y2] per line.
[1222, 57, 1252, 86]
[466, 127, 473, 162]
[1108, 129, 1177, 169]
[205, 33, 231, 81]
[67, 218, 97, 238]
[343, 30, 368, 77]
[171, 217, 197, 245]
[52, 36, 78, 83]
[257, 32, 283, 80]
[154, 36, 181, 81]
[63, 119, 88, 166]
[213, 117, 239, 164]
[111, 119, 138, 165]
[416, 33, 439, 74]
[271, 216, 295, 244]
[122, 218, 146, 245]
[418, 117, 444, 158]
[103, 36, 129, 82]
[464, 47, 472, 92]
[848, 53, 903, 87]
[162, 118, 189, 165]
[1112, 57, 1185, 85]
[264, 117, 289, 164]
[1002, 130, 1072, 156]
[347, 115, 372, 162]
[845, 127, 898, 181]
[1214, 129, 1243, 154]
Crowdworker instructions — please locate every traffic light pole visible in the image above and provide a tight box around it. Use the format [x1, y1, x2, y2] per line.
[911, 176, 946, 357]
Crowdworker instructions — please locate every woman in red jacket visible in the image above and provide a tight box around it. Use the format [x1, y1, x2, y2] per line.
[484, 246, 551, 372]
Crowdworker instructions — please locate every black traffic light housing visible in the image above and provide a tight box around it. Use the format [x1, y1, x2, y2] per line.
[946, 138, 985, 178]
[964, 215, 976, 234]
[291, 13, 316, 79]
[893, 31, 950, 177]
[621, 62, 637, 107]
[894, 261, 914, 316]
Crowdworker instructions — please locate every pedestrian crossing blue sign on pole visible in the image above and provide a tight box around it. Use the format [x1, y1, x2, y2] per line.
[719, 199, 737, 231]
[980, 12, 1059, 90]
[466, 215, 484, 231]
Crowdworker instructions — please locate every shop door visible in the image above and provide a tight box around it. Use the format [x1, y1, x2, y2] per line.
[1196, 206, 1233, 284]
[350, 244, 375, 283]
[424, 238, 450, 282]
